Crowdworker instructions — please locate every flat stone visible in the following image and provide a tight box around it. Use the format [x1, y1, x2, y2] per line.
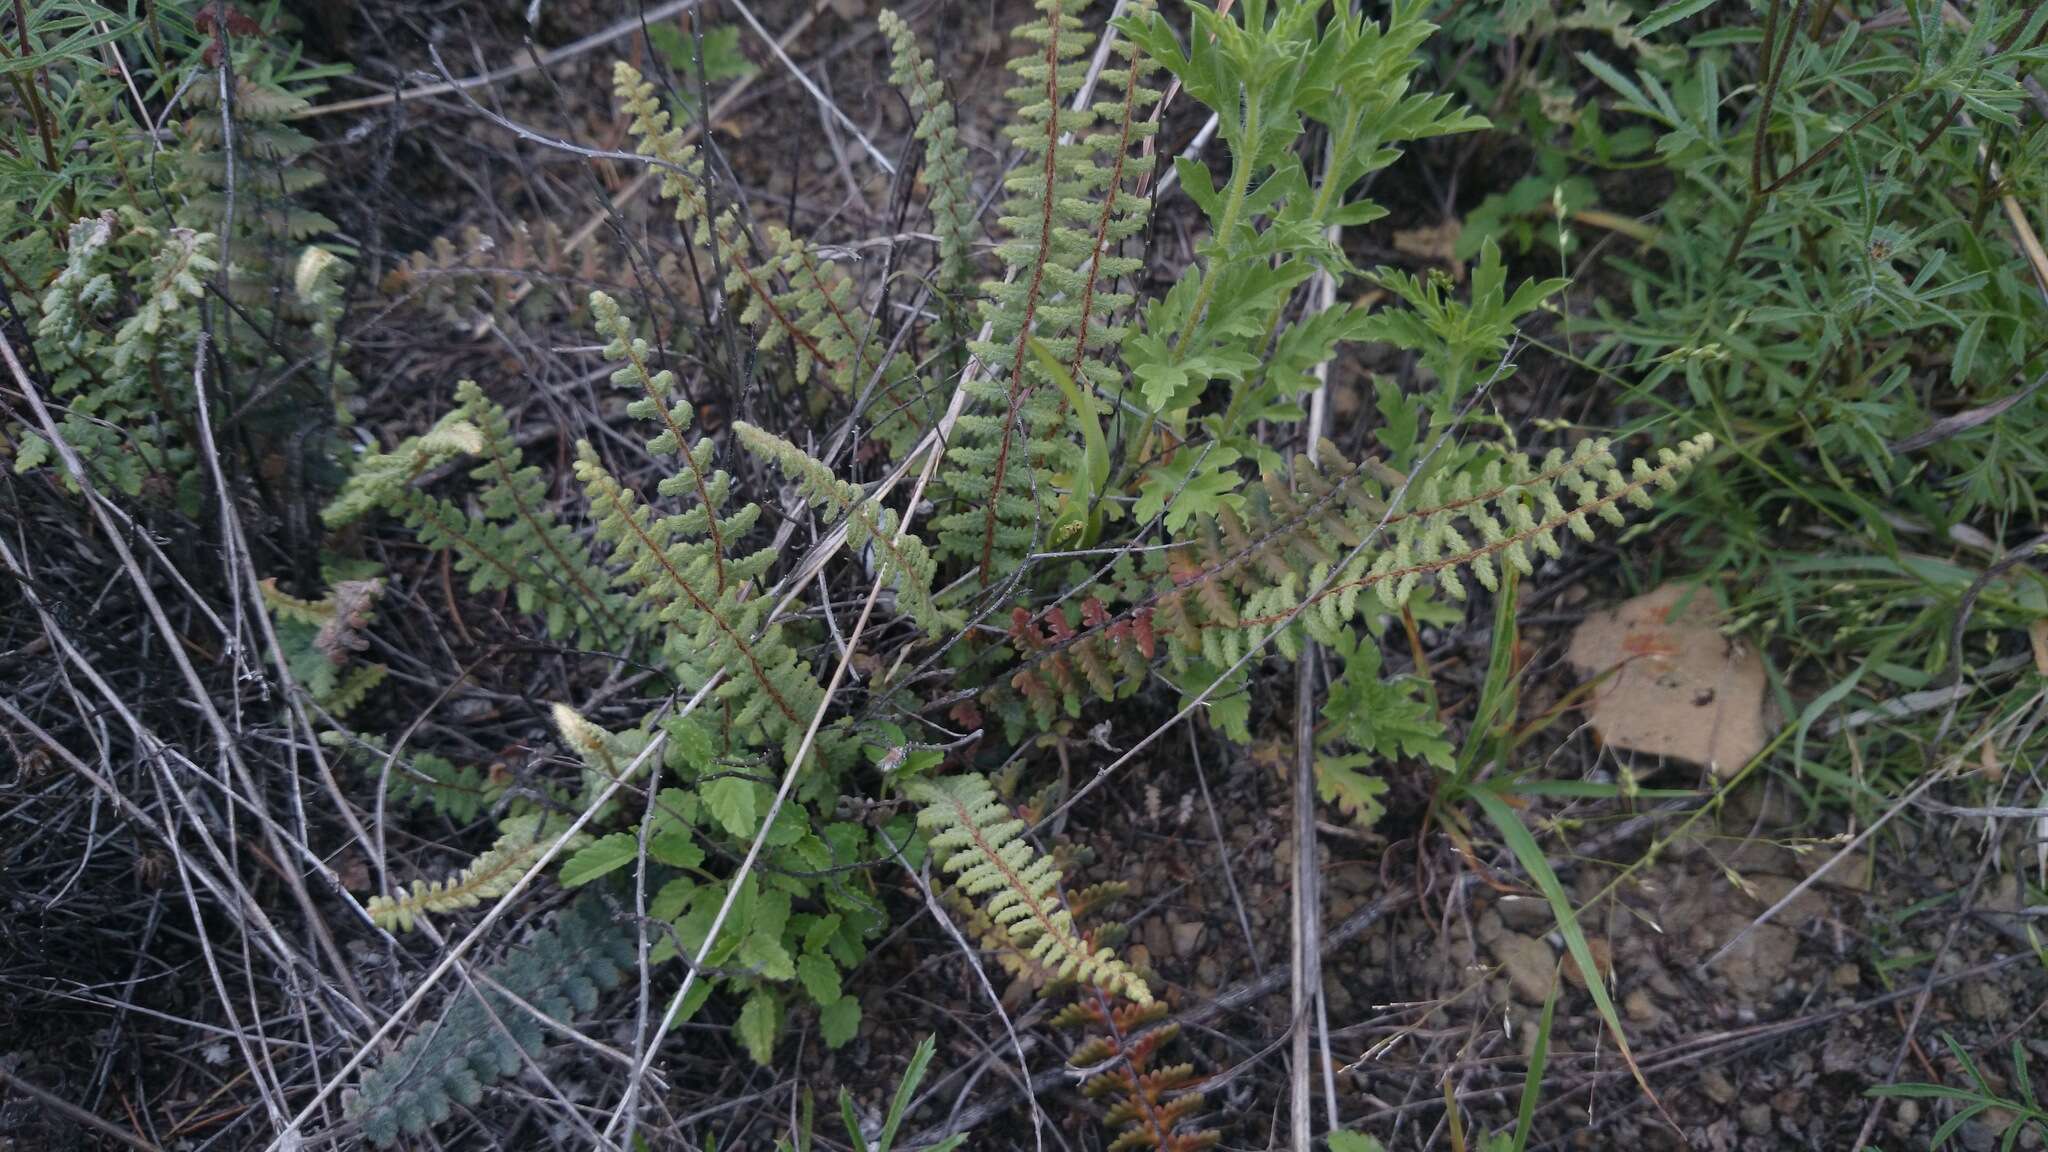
[1702, 912, 1798, 1000]
[1488, 931, 1557, 1005]
[1497, 895, 1553, 933]
[1962, 981, 2012, 1022]
[1700, 1067, 1737, 1105]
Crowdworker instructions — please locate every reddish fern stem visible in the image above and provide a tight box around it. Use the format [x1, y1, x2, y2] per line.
[592, 483, 806, 729]
[613, 331, 728, 591]
[979, 0, 1068, 584]
[1063, 32, 1147, 393]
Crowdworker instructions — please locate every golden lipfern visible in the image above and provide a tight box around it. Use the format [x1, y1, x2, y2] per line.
[911, 773, 1150, 1004]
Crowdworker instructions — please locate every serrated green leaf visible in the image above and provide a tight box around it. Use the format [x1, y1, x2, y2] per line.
[818, 995, 860, 1048]
[651, 876, 696, 921]
[664, 717, 716, 774]
[559, 832, 639, 887]
[649, 824, 705, 869]
[701, 776, 764, 837]
[796, 953, 842, 1005]
[737, 989, 780, 1065]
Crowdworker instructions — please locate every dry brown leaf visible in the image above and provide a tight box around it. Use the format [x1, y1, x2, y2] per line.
[1565, 582, 1768, 778]
[1391, 219, 1464, 280]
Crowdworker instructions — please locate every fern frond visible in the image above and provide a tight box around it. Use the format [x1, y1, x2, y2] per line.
[910, 773, 1150, 1003]
[1005, 598, 1153, 726]
[1161, 435, 1712, 658]
[881, 9, 979, 352]
[934, 0, 1161, 581]
[260, 576, 390, 716]
[455, 381, 635, 646]
[384, 750, 508, 825]
[366, 815, 571, 933]
[1057, 998, 1218, 1152]
[995, 434, 1713, 718]
[348, 897, 635, 1146]
[322, 415, 483, 526]
[612, 65, 883, 399]
[574, 441, 822, 755]
[732, 421, 945, 635]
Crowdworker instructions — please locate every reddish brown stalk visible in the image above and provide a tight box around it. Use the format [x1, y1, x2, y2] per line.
[979, 0, 1069, 584]
[613, 331, 727, 591]
[591, 482, 806, 729]
[1064, 35, 1149, 393]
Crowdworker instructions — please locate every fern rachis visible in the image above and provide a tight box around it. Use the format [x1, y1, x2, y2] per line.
[911, 772, 1150, 1004]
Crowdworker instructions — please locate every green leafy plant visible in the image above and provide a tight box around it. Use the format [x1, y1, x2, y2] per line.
[320, 2, 1711, 1145]
[5, 2, 353, 510]
[1871, 1035, 2048, 1150]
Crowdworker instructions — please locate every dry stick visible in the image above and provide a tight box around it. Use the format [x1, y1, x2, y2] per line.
[291, 0, 705, 119]
[0, 1065, 165, 1152]
[474, 0, 832, 339]
[0, 333, 332, 1129]
[257, 689, 697, 1152]
[595, 379, 967, 1147]
[1301, 250, 1343, 1146]
[1289, 640, 1319, 1152]
[186, 334, 385, 952]
[722, 0, 894, 174]
[1289, 253, 1340, 1152]
[0, 557, 315, 981]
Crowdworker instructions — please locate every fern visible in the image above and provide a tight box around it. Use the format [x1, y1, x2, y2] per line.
[22, 212, 219, 499]
[733, 421, 945, 634]
[347, 896, 636, 1146]
[933, 0, 1161, 579]
[260, 576, 388, 718]
[1006, 598, 1154, 728]
[323, 383, 633, 649]
[367, 814, 567, 933]
[995, 434, 1714, 721]
[945, 877, 1129, 997]
[881, 10, 979, 360]
[1056, 998, 1219, 1152]
[1152, 436, 1712, 662]
[575, 299, 825, 756]
[174, 17, 357, 467]
[612, 64, 889, 404]
[910, 773, 1150, 1003]
[382, 749, 509, 826]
